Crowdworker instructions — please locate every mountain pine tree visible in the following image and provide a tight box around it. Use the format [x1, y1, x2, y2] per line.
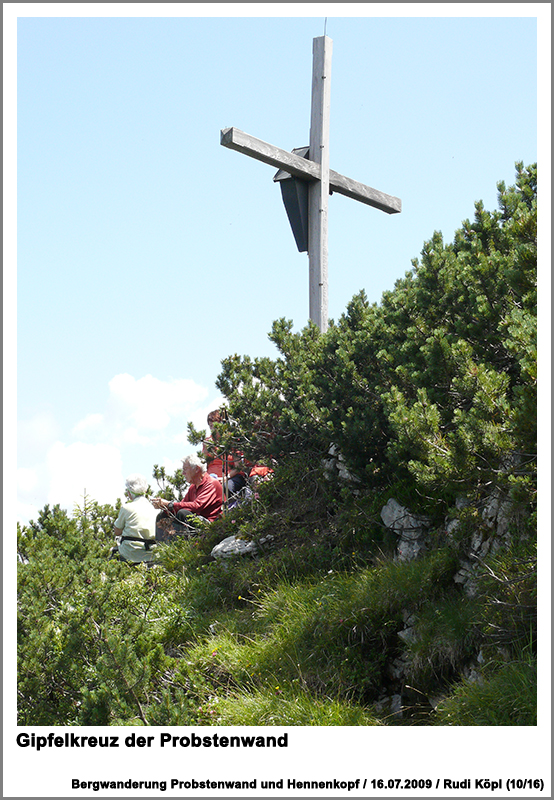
[17, 164, 537, 727]
[213, 163, 536, 513]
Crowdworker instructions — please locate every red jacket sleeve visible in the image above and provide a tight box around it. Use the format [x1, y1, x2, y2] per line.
[173, 475, 222, 520]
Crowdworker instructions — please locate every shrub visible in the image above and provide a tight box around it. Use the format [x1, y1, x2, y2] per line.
[433, 657, 537, 726]
[403, 596, 481, 691]
[202, 688, 382, 726]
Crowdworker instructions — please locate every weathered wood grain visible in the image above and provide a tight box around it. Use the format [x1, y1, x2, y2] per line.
[220, 35, 402, 333]
[308, 35, 332, 333]
[220, 128, 320, 181]
[329, 170, 401, 214]
[221, 127, 401, 214]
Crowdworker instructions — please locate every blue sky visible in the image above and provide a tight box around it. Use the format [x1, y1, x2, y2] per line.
[8, 7, 544, 525]
[3, 2, 551, 790]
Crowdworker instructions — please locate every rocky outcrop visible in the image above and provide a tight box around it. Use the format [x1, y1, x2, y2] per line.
[322, 444, 361, 484]
[380, 498, 431, 562]
[375, 490, 522, 718]
[209, 487, 523, 720]
[211, 533, 274, 560]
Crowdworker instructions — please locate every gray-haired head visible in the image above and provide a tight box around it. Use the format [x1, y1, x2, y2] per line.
[125, 474, 149, 498]
[181, 454, 207, 474]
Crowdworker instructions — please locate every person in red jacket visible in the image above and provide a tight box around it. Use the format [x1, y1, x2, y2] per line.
[203, 409, 247, 500]
[152, 454, 222, 542]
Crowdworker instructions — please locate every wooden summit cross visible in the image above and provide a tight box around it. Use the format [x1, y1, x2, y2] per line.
[221, 35, 401, 333]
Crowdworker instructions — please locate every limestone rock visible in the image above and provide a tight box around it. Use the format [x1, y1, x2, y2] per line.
[211, 534, 274, 560]
[323, 444, 361, 484]
[380, 498, 431, 538]
[381, 499, 430, 561]
[397, 626, 417, 644]
[482, 489, 513, 539]
[396, 539, 425, 562]
[387, 656, 409, 681]
[373, 693, 403, 720]
[211, 535, 257, 559]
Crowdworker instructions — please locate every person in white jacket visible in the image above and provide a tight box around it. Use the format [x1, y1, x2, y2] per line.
[113, 474, 158, 563]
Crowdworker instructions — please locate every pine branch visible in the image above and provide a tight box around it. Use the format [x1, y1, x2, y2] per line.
[92, 619, 149, 726]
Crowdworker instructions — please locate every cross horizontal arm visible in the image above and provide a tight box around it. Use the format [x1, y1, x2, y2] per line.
[221, 127, 400, 214]
[221, 127, 321, 180]
[329, 170, 401, 214]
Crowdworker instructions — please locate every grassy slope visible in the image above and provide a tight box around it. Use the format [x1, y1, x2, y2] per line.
[17, 465, 536, 726]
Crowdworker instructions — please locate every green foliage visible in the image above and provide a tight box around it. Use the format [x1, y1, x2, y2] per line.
[403, 596, 481, 691]
[201, 688, 381, 726]
[17, 164, 537, 727]
[433, 655, 537, 726]
[475, 537, 537, 654]
[215, 163, 536, 512]
[181, 549, 458, 706]
[17, 502, 200, 726]
[152, 464, 187, 499]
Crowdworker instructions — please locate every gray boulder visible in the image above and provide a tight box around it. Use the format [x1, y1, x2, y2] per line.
[211, 534, 274, 560]
[380, 498, 431, 537]
[381, 498, 431, 561]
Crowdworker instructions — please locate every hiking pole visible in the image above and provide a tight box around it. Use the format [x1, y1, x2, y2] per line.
[222, 451, 229, 513]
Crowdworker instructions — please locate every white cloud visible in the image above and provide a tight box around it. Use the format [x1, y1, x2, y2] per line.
[161, 456, 187, 473]
[46, 441, 124, 509]
[17, 467, 37, 493]
[69, 373, 220, 447]
[160, 455, 190, 481]
[16, 501, 39, 528]
[121, 427, 155, 446]
[107, 373, 209, 432]
[72, 413, 104, 437]
[187, 398, 228, 432]
[17, 373, 225, 525]
[18, 411, 60, 467]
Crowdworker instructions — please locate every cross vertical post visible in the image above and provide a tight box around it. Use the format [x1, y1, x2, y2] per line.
[220, 36, 401, 333]
[308, 35, 332, 333]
